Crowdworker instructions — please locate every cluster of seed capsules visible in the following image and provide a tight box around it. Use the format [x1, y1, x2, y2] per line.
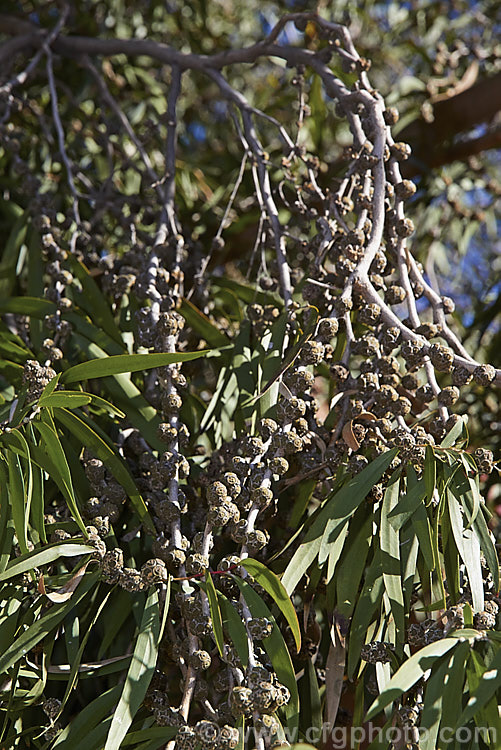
[5, 13, 500, 747]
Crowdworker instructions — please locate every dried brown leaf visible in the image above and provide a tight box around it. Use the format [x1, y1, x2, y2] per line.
[44, 562, 90, 603]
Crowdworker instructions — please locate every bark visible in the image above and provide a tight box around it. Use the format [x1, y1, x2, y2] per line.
[0, 12, 499, 176]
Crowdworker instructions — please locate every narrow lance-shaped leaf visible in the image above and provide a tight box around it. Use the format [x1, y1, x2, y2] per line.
[7, 449, 29, 555]
[56, 588, 113, 719]
[0, 296, 56, 316]
[0, 542, 95, 582]
[380, 475, 405, 642]
[463, 649, 501, 738]
[282, 448, 397, 595]
[241, 558, 301, 652]
[410, 501, 435, 572]
[0, 208, 27, 297]
[387, 479, 426, 531]
[325, 633, 346, 728]
[205, 571, 225, 658]
[67, 255, 125, 346]
[217, 590, 249, 669]
[366, 638, 460, 720]
[104, 587, 160, 750]
[40, 371, 61, 400]
[38, 391, 93, 409]
[441, 415, 467, 448]
[158, 576, 171, 644]
[347, 554, 384, 679]
[0, 572, 99, 674]
[418, 648, 453, 750]
[61, 350, 214, 384]
[233, 576, 299, 732]
[447, 489, 484, 612]
[456, 644, 501, 728]
[180, 298, 230, 347]
[120, 727, 178, 747]
[54, 408, 155, 533]
[29, 447, 46, 544]
[299, 658, 322, 738]
[33, 416, 88, 536]
[336, 512, 372, 619]
[439, 641, 470, 735]
[424, 446, 436, 504]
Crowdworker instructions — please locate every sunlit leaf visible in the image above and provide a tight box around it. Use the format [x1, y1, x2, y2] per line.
[104, 587, 160, 750]
[366, 638, 460, 720]
[61, 350, 214, 384]
[0, 542, 94, 582]
[241, 558, 301, 652]
[234, 576, 299, 731]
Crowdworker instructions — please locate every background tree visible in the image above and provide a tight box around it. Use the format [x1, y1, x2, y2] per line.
[0, 2, 500, 749]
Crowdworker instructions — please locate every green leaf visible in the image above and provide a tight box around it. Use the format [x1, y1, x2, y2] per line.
[419, 647, 451, 750]
[205, 571, 225, 658]
[235, 715, 245, 750]
[53, 408, 155, 533]
[439, 640, 470, 734]
[282, 448, 397, 595]
[387, 479, 426, 531]
[52, 686, 123, 748]
[299, 658, 322, 738]
[61, 350, 214, 384]
[241, 558, 301, 652]
[29, 445, 46, 544]
[70, 336, 165, 450]
[322, 519, 349, 583]
[234, 576, 299, 731]
[464, 649, 501, 738]
[0, 465, 15, 573]
[336, 511, 372, 619]
[217, 590, 249, 669]
[121, 727, 178, 746]
[258, 312, 289, 416]
[67, 256, 125, 346]
[0, 208, 28, 297]
[423, 446, 436, 504]
[104, 587, 160, 750]
[38, 391, 93, 409]
[0, 296, 56, 316]
[180, 298, 230, 347]
[58, 587, 113, 717]
[366, 638, 460, 720]
[472, 507, 499, 594]
[212, 276, 282, 306]
[447, 489, 484, 612]
[40, 372, 62, 400]
[85, 392, 126, 418]
[456, 644, 501, 728]
[441, 415, 467, 448]
[0, 542, 94, 581]
[411, 502, 435, 572]
[347, 555, 384, 679]
[33, 415, 87, 535]
[459, 455, 481, 530]
[158, 577, 171, 644]
[0, 571, 98, 674]
[380, 475, 405, 642]
[26, 228, 45, 349]
[7, 448, 29, 555]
